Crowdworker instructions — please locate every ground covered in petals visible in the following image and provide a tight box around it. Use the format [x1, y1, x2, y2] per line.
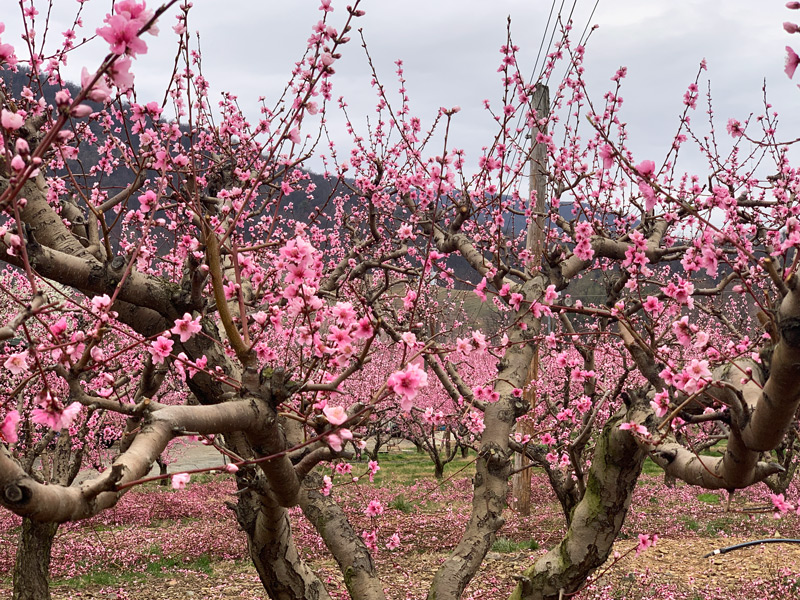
[1, 453, 799, 599]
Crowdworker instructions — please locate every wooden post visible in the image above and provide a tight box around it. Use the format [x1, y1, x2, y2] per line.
[512, 83, 549, 516]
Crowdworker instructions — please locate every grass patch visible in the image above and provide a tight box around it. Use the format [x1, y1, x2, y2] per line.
[641, 457, 662, 476]
[363, 452, 478, 486]
[697, 492, 720, 505]
[56, 554, 214, 589]
[705, 517, 733, 536]
[388, 495, 415, 513]
[491, 537, 539, 553]
[680, 515, 700, 532]
[146, 554, 213, 576]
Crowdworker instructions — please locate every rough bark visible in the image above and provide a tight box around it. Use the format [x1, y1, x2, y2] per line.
[12, 519, 59, 600]
[300, 472, 386, 600]
[235, 483, 330, 600]
[509, 409, 645, 600]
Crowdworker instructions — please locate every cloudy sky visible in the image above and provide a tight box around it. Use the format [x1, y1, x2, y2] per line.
[4, 1, 800, 177]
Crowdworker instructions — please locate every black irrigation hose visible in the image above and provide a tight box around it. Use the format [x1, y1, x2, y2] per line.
[703, 538, 800, 558]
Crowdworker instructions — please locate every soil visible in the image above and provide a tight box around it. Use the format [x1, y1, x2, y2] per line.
[45, 536, 800, 599]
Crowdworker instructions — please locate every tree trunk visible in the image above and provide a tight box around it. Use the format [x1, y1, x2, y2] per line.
[509, 409, 645, 600]
[234, 483, 330, 600]
[299, 472, 386, 600]
[433, 458, 444, 480]
[13, 519, 59, 600]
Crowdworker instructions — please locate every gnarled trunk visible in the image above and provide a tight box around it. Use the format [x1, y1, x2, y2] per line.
[300, 472, 386, 600]
[13, 519, 59, 600]
[509, 409, 645, 600]
[235, 484, 330, 600]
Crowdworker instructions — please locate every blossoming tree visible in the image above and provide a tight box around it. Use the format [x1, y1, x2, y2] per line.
[2, 2, 800, 600]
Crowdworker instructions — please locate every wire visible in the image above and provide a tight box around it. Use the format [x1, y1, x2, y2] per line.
[702, 538, 800, 558]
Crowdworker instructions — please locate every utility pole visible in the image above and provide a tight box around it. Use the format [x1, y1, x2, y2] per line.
[512, 83, 549, 516]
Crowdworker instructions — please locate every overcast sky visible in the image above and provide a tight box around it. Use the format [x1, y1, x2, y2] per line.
[5, 1, 800, 178]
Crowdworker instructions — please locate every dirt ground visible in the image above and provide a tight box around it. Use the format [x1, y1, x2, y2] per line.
[43, 536, 800, 599]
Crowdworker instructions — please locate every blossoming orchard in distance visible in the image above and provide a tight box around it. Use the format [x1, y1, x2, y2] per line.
[1, 0, 800, 599]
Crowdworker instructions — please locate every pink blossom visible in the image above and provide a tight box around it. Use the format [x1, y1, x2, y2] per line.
[32, 400, 81, 431]
[471, 331, 487, 351]
[639, 181, 656, 212]
[109, 56, 135, 90]
[171, 472, 191, 489]
[402, 290, 417, 311]
[786, 46, 800, 79]
[49, 316, 68, 337]
[636, 533, 658, 555]
[465, 411, 485, 434]
[542, 284, 558, 304]
[149, 335, 174, 364]
[224, 463, 239, 473]
[509, 292, 523, 311]
[91, 294, 113, 314]
[4, 351, 27, 375]
[71, 104, 94, 118]
[362, 529, 378, 551]
[385, 532, 401, 550]
[387, 362, 428, 411]
[541, 432, 556, 446]
[0, 410, 20, 443]
[650, 390, 670, 418]
[96, 1, 156, 56]
[323, 405, 348, 425]
[598, 144, 614, 170]
[321, 475, 333, 496]
[171, 313, 202, 342]
[785, 22, 800, 34]
[770, 493, 792, 514]
[789, 2, 800, 8]
[367, 460, 380, 482]
[365, 499, 384, 517]
[474, 278, 487, 302]
[401, 331, 417, 346]
[726, 118, 743, 138]
[397, 223, 415, 240]
[326, 428, 353, 452]
[81, 67, 113, 103]
[352, 316, 374, 340]
[1, 109, 24, 130]
[636, 160, 656, 177]
[331, 302, 357, 326]
[619, 421, 648, 436]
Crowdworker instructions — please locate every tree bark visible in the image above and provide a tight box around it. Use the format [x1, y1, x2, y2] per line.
[299, 472, 386, 600]
[509, 409, 645, 600]
[235, 484, 330, 600]
[12, 519, 59, 600]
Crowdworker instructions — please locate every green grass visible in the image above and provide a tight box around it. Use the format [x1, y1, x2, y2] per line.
[697, 492, 720, 505]
[364, 450, 477, 486]
[491, 537, 540, 553]
[55, 551, 214, 589]
[388, 494, 416, 513]
[680, 515, 700, 532]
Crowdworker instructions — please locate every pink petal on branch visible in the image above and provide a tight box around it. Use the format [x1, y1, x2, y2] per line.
[171, 473, 191, 489]
[4, 351, 28, 375]
[1, 109, 24, 130]
[786, 46, 800, 78]
[635, 160, 655, 177]
[0, 410, 20, 444]
[323, 405, 348, 425]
